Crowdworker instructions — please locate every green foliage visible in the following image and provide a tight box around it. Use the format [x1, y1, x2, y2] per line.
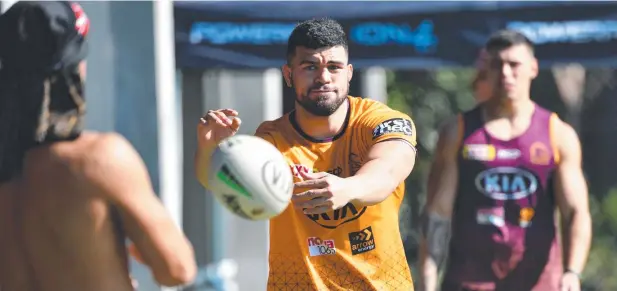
[583, 189, 617, 290]
[387, 69, 476, 155]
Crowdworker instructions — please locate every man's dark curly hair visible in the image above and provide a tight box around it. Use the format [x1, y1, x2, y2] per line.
[484, 29, 535, 56]
[286, 18, 349, 65]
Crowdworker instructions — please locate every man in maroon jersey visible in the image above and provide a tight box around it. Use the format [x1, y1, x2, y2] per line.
[419, 30, 592, 291]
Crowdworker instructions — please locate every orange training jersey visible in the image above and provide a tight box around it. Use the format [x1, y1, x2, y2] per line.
[255, 96, 417, 291]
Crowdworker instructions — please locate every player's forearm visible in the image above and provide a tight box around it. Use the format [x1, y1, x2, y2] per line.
[418, 211, 451, 290]
[194, 144, 217, 189]
[563, 209, 592, 273]
[419, 239, 440, 291]
[346, 158, 406, 206]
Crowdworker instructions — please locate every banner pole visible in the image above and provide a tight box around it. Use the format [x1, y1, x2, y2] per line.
[153, 1, 184, 289]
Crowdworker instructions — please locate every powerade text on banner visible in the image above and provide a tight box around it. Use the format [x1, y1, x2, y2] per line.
[174, 2, 617, 69]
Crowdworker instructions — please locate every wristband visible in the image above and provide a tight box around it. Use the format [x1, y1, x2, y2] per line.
[565, 268, 582, 280]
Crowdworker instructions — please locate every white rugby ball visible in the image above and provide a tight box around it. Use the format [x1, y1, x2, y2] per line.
[208, 134, 294, 220]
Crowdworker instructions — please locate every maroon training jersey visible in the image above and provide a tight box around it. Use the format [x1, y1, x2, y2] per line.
[443, 103, 563, 291]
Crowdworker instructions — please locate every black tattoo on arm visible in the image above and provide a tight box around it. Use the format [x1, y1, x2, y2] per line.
[421, 211, 451, 269]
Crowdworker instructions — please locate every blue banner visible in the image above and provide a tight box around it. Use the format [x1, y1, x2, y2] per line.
[174, 1, 617, 69]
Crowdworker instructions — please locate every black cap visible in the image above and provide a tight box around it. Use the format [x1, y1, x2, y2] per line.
[0, 1, 89, 73]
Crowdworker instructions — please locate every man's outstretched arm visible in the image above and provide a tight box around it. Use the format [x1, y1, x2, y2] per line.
[84, 133, 197, 286]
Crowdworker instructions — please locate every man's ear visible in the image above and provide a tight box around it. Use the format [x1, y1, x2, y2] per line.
[530, 57, 539, 80]
[282, 64, 292, 87]
[347, 64, 353, 83]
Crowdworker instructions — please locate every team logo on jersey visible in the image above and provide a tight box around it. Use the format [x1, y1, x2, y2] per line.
[348, 226, 376, 255]
[307, 237, 336, 257]
[529, 142, 551, 165]
[306, 203, 367, 229]
[462, 144, 496, 161]
[372, 118, 413, 139]
[497, 149, 521, 160]
[290, 165, 343, 177]
[290, 164, 313, 177]
[476, 207, 505, 227]
[291, 164, 368, 228]
[475, 167, 539, 200]
[519, 207, 535, 228]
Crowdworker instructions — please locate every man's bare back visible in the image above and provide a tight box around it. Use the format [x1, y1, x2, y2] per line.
[0, 132, 196, 291]
[0, 2, 196, 289]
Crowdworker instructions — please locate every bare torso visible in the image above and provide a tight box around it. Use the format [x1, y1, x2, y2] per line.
[0, 133, 134, 291]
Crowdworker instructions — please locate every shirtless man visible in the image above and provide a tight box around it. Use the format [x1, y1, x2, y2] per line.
[0, 2, 196, 290]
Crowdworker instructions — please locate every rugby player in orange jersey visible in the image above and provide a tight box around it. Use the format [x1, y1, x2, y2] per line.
[195, 18, 418, 290]
[0, 2, 196, 290]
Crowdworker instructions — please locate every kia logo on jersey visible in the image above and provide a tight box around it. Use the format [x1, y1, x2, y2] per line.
[305, 203, 367, 229]
[475, 167, 539, 201]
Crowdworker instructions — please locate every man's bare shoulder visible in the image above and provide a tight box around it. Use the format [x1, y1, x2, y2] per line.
[81, 132, 143, 171]
[48, 132, 135, 167]
[22, 132, 123, 174]
[53, 132, 148, 199]
[552, 117, 581, 161]
[82, 132, 135, 160]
